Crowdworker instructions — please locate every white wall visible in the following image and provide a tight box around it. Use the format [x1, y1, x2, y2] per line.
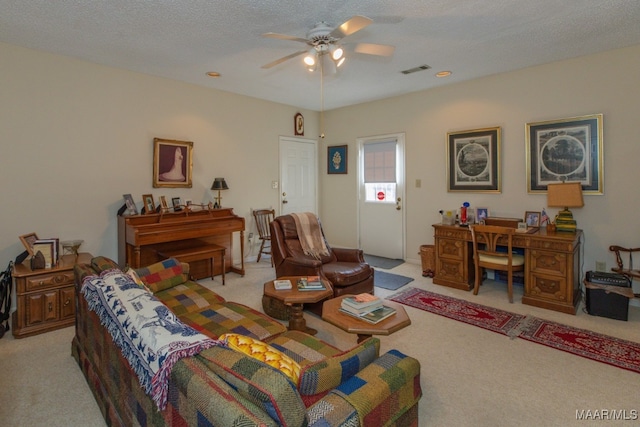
[319, 44, 640, 290]
[2, 41, 639, 296]
[0, 42, 318, 264]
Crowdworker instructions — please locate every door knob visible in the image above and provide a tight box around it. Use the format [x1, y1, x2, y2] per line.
[396, 197, 402, 210]
[282, 192, 288, 204]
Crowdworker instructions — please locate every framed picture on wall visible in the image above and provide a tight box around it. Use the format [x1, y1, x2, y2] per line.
[525, 114, 603, 194]
[328, 145, 348, 174]
[447, 127, 501, 192]
[153, 138, 193, 188]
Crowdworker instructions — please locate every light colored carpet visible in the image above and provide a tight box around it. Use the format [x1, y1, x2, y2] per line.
[2, 261, 639, 427]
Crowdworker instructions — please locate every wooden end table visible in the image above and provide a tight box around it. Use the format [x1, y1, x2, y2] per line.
[322, 295, 411, 343]
[263, 277, 333, 335]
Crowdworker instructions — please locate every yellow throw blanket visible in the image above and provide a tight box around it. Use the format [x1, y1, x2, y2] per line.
[291, 212, 330, 259]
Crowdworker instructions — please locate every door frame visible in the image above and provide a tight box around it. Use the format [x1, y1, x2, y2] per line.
[356, 132, 406, 259]
[278, 136, 319, 216]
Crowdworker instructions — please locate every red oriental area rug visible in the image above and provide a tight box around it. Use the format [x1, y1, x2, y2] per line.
[389, 287, 640, 374]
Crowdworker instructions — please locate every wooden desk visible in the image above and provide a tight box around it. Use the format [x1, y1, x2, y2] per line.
[118, 208, 244, 280]
[432, 224, 582, 314]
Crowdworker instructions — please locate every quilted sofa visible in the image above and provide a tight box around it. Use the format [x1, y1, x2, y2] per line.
[72, 256, 422, 426]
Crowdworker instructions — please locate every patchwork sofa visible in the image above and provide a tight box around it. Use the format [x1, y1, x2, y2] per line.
[72, 256, 422, 426]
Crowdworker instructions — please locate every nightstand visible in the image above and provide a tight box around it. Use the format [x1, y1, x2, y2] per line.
[11, 252, 92, 338]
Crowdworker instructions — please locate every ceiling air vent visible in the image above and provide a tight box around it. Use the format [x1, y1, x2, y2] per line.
[401, 65, 431, 75]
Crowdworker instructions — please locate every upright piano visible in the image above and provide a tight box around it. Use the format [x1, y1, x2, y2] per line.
[118, 207, 245, 279]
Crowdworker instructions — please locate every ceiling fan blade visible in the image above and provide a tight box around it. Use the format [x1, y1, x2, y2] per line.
[354, 43, 395, 57]
[261, 50, 307, 69]
[262, 32, 309, 44]
[329, 15, 372, 39]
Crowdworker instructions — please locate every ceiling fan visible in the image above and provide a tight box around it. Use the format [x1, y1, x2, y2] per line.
[261, 15, 395, 70]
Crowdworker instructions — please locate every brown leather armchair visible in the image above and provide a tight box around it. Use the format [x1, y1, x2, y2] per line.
[270, 214, 374, 313]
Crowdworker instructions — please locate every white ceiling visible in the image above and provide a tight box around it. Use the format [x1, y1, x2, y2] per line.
[2, 0, 640, 111]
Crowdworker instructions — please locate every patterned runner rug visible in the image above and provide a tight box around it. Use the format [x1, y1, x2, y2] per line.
[389, 287, 640, 374]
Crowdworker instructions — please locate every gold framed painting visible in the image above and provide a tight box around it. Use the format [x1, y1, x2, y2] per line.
[153, 138, 193, 188]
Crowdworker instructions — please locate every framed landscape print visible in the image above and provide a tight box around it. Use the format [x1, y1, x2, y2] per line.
[153, 138, 193, 188]
[328, 145, 348, 174]
[447, 127, 501, 192]
[525, 114, 603, 194]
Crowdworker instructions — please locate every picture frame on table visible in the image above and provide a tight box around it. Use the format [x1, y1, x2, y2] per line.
[122, 194, 138, 215]
[142, 194, 155, 214]
[476, 208, 489, 223]
[172, 197, 183, 212]
[327, 145, 348, 174]
[19, 232, 39, 256]
[153, 138, 193, 188]
[32, 241, 55, 268]
[525, 211, 541, 228]
[525, 114, 603, 194]
[159, 196, 169, 211]
[447, 127, 501, 192]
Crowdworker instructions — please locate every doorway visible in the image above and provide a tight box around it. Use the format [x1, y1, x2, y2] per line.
[357, 133, 405, 259]
[279, 136, 318, 215]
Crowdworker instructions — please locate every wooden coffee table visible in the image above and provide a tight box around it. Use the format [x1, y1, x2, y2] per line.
[263, 277, 333, 335]
[322, 295, 411, 343]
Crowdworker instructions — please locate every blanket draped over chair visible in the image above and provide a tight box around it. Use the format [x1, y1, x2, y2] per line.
[81, 269, 222, 410]
[291, 212, 330, 259]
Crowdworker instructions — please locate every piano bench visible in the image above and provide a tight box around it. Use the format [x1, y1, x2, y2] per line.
[158, 244, 226, 285]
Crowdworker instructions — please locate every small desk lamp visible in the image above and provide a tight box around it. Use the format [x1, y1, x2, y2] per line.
[211, 177, 229, 208]
[547, 181, 584, 232]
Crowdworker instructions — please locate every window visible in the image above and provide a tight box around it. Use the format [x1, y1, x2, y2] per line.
[364, 140, 396, 202]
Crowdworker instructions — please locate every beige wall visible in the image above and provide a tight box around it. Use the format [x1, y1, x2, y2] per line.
[2, 41, 639, 295]
[0, 42, 317, 264]
[319, 44, 640, 287]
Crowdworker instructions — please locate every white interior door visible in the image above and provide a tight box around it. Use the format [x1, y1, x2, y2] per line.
[358, 134, 405, 259]
[279, 136, 317, 215]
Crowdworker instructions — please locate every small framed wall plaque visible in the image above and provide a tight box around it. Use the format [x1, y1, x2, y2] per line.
[294, 113, 304, 136]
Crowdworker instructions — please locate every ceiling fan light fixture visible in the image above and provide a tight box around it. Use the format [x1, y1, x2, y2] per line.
[330, 45, 344, 61]
[303, 51, 316, 66]
[335, 56, 346, 67]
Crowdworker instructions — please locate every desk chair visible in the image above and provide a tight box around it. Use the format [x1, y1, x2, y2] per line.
[253, 208, 275, 265]
[470, 225, 525, 303]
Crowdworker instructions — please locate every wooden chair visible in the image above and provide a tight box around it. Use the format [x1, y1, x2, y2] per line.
[470, 225, 525, 303]
[253, 208, 275, 265]
[609, 245, 640, 282]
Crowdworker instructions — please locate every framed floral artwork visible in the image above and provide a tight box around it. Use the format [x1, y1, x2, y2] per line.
[447, 127, 501, 192]
[328, 145, 347, 174]
[153, 138, 193, 188]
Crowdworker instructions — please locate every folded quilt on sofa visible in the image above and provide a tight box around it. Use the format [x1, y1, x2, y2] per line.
[82, 269, 223, 410]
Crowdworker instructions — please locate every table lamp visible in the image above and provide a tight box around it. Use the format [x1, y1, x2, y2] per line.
[547, 181, 584, 232]
[211, 177, 229, 208]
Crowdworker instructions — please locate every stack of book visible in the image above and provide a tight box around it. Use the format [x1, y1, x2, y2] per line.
[297, 276, 326, 291]
[339, 294, 397, 324]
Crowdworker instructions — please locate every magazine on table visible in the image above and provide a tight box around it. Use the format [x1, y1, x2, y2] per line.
[341, 294, 382, 309]
[339, 305, 397, 324]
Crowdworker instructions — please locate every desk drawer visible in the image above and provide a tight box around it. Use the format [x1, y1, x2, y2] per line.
[528, 273, 567, 302]
[437, 238, 465, 260]
[529, 250, 567, 277]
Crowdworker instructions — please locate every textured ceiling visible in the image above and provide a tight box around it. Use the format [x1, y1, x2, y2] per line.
[2, 0, 640, 111]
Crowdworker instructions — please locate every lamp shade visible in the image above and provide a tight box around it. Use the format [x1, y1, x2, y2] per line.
[547, 182, 584, 208]
[211, 178, 229, 191]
